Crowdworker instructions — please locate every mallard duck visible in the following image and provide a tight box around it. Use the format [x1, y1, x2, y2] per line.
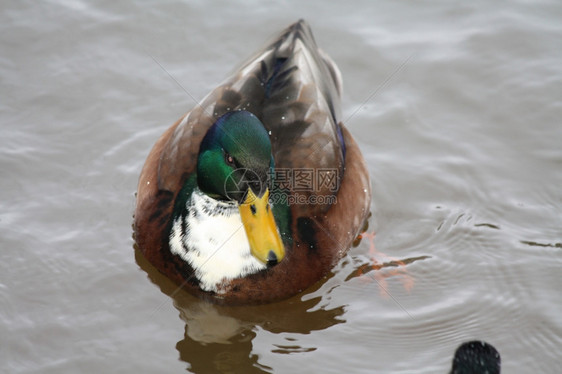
[134, 20, 371, 304]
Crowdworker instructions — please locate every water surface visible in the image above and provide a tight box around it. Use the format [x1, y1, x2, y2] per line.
[1, 1, 561, 373]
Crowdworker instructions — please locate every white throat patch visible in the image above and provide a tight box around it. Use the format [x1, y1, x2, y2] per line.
[169, 188, 266, 293]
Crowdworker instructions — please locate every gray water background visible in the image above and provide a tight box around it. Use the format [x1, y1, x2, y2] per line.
[1, 1, 561, 373]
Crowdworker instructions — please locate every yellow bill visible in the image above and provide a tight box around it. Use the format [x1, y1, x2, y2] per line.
[238, 189, 285, 265]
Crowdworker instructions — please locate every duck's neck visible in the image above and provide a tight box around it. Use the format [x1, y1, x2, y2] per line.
[169, 187, 266, 293]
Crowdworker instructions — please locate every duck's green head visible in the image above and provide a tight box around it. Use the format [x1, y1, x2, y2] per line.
[196, 111, 285, 265]
[197, 111, 271, 202]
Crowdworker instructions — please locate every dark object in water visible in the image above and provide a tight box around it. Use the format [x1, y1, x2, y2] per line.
[451, 340, 501, 374]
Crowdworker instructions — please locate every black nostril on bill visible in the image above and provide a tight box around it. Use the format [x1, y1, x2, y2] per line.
[266, 250, 278, 267]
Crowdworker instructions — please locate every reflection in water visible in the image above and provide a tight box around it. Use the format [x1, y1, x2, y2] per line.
[176, 328, 268, 374]
[135, 248, 345, 373]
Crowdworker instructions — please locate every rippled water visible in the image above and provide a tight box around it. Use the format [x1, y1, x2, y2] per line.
[2, 1, 561, 373]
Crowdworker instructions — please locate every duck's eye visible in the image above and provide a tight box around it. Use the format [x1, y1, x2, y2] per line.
[225, 153, 235, 166]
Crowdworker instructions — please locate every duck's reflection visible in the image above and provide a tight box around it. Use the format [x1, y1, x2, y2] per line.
[135, 248, 345, 373]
